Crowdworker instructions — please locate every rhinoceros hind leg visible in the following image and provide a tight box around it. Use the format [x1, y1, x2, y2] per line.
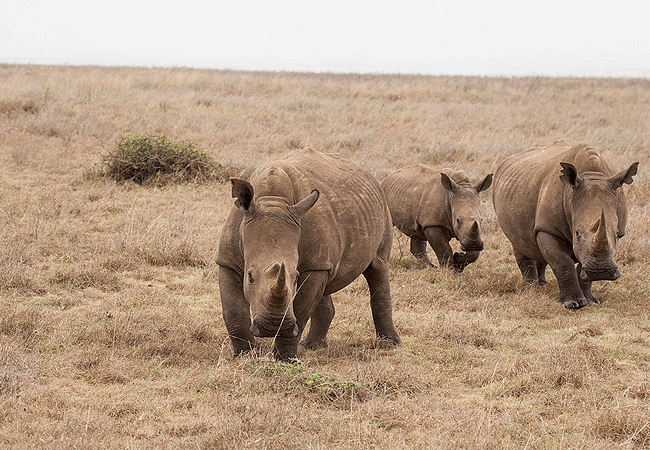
[301, 294, 335, 350]
[536, 261, 548, 286]
[514, 249, 543, 285]
[363, 256, 401, 346]
[410, 238, 435, 267]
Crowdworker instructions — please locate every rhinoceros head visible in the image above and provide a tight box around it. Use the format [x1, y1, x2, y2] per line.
[231, 178, 319, 339]
[559, 161, 638, 281]
[441, 172, 493, 252]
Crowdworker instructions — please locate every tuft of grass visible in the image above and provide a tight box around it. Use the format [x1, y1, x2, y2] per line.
[101, 134, 227, 185]
[253, 359, 364, 404]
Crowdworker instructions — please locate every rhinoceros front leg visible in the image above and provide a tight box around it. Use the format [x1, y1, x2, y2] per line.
[363, 255, 401, 346]
[409, 238, 436, 267]
[218, 266, 257, 356]
[301, 294, 334, 350]
[576, 263, 600, 306]
[536, 232, 588, 309]
[273, 270, 328, 360]
[423, 227, 466, 272]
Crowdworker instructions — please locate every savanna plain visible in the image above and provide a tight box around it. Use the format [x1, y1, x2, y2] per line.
[0, 64, 649, 450]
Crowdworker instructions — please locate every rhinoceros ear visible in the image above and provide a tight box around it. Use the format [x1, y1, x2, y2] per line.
[559, 163, 583, 189]
[440, 173, 459, 193]
[609, 161, 639, 190]
[231, 178, 255, 211]
[474, 173, 493, 193]
[291, 190, 319, 217]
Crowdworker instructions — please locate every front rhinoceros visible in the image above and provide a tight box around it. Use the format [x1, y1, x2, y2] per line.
[381, 164, 493, 271]
[492, 141, 638, 309]
[217, 148, 400, 360]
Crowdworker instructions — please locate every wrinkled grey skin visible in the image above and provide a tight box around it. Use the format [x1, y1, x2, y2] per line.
[493, 141, 639, 309]
[217, 149, 400, 360]
[381, 164, 493, 272]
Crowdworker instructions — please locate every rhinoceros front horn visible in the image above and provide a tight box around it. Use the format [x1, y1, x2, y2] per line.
[470, 221, 480, 239]
[270, 262, 288, 303]
[591, 209, 610, 257]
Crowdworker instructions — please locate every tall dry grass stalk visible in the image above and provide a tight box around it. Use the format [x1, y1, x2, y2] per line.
[0, 64, 648, 449]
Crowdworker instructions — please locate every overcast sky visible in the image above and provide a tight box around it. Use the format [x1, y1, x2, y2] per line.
[2, 1, 649, 77]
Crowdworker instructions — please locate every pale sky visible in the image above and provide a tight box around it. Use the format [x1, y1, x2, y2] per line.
[2, 0, 649, 77]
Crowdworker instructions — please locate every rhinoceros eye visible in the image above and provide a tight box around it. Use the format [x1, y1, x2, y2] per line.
[247, 271, 254, 284]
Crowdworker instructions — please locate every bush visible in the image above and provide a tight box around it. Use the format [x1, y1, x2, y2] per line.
[102, 134, 227, 184]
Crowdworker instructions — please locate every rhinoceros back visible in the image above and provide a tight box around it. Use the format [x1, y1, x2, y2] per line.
[218, 149, 392, 289]
[382, 164, 455, 240]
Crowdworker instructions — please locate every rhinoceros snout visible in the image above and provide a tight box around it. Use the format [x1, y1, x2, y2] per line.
[579, 265, 620, 282]
[460, 240, 484, 252]
[251, 319, 299, 338]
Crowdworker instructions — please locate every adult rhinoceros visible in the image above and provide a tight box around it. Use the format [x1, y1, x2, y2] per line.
[492, 141, 638, 309]
[217, 148, 400, 360]
[381, 164, 493, 271]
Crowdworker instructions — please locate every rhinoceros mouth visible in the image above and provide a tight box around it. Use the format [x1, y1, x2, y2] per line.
[579, 267, 620, 281]
[251, 318, 299, 338]
[460, 242, 484, 252]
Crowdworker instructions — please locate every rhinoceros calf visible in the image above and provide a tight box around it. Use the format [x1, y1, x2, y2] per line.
[217, 148, 400, 360]
[381, 164, 493, 271]
[493, 141, 638, 309]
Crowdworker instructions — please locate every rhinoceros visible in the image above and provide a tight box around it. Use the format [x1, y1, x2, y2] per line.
[216, 148, 401, 360]
[381, 164, 493, 271]
[492, 141, 638, 309]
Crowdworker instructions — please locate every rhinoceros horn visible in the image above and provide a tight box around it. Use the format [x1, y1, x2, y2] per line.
[270, 262, 288, 305]
[591, 209, 610, 257]
[470, 221, 480, 239]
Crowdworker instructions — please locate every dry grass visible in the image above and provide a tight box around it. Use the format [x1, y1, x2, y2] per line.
[0, 64, 648, 449]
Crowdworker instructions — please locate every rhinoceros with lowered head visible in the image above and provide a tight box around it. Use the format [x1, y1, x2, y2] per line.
[216, 148, 401, 360]
[492, 141, 639, 309]
[381, 164, 493, 271]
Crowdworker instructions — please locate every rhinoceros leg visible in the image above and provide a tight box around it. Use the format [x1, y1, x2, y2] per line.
[301, 294, 335, 350]
[273, 270, 329, 360]
[218, 266, 257, 356]
[514, 248, 546, 286]
[410, 238, 436, 267]
[536, 261, 548, 286]
[363, 255, 401, 346]
[423, 227, 453, 267]
[423, 227, 468, 272]
[576, 263, 600, 306]
[536, 232, 588, 309]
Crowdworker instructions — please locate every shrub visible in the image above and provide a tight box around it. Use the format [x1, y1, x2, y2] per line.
[102, 134, 227, 184]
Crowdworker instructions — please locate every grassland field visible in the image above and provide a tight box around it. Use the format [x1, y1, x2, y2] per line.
[0, 64, 649, 449]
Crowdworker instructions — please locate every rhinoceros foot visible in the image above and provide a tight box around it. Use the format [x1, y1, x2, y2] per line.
[300, 337, 328, 350]
[561, 295, 594, 310]
[583, 292, 601, 306]
[561, 299, 584, 310]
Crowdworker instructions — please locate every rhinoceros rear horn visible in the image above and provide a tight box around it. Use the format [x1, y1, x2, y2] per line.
[291, 190, 319, 217]
[591, 209, 610, 257]
[609, 161, 639, 190]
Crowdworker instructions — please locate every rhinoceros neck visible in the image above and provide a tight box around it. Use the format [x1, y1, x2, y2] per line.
[256, 195, 292, 205]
